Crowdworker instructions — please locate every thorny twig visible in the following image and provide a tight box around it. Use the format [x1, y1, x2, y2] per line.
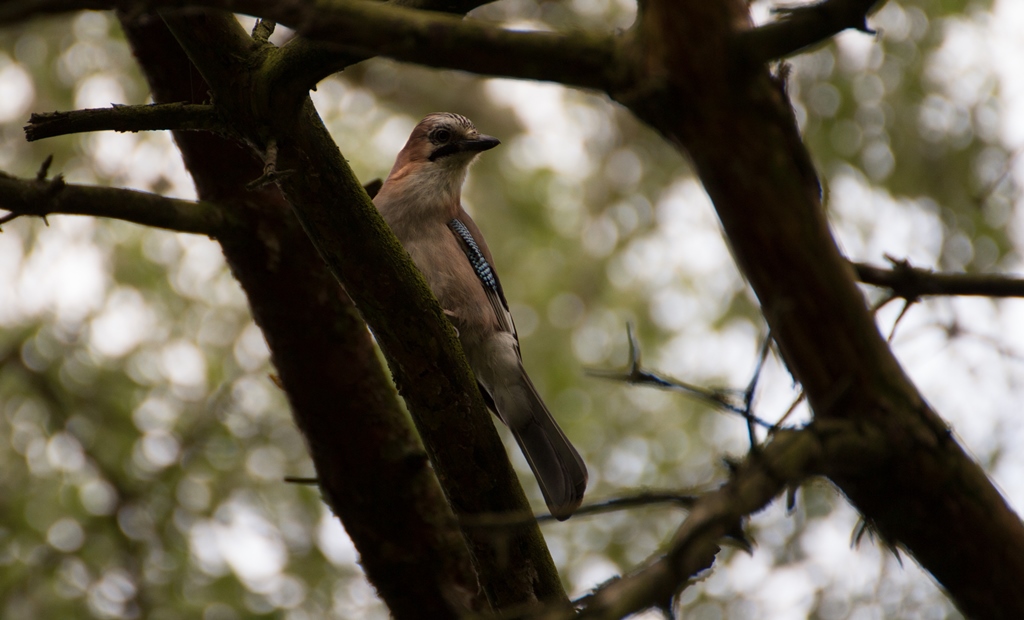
[0, 156, 63, 230]
[587, 323, 780, 430]
[742, 330, 775, 448]
[856, 254, 1024, 300]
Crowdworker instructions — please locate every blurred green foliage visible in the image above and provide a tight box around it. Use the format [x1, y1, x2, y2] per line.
[2, 1, 1018, 618]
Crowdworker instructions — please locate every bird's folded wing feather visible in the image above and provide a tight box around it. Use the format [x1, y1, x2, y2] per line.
[447, 216, 518, 339]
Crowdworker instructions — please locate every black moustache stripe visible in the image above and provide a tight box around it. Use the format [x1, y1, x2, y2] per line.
[428, 143, 461, 161]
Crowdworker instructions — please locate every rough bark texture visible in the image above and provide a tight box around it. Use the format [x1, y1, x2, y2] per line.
[154, 7, 568, 612]
[617, 2, 1024, 617]
[119, 12, 485, 618]
[274, 106, 570, 611]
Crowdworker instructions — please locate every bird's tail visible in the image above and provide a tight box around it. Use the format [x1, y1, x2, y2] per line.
[506, 374, 588, 521]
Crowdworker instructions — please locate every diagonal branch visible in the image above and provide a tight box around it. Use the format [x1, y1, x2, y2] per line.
[541, 421, 888, 620]
[0, 169, 236, 237]
[854, 258, 1024, 299]
[633, 2, 1024, 616]
[736, 0, 885, 64]
[25, 102, 226, 142]
[119, 11, 488, 617]
[159, 8, 569, 611]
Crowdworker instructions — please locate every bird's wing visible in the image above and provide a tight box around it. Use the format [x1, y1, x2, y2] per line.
[447, 217, 518, 340]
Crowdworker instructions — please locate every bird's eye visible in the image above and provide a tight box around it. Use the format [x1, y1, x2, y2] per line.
[433, 128, 452, 143]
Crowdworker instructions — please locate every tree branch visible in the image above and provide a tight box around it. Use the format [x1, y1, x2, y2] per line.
[0, 169, 236, 237]
[24, 102, 225, 142]
[549, 421, 887, 620]
[736, 0, 884, 64]
[854, 258, 1024, 299]
[269, 0, 493, 102]
[290, 1, 625, 91]
[4, 0, 883, 90]
[0, 0, 625, 93]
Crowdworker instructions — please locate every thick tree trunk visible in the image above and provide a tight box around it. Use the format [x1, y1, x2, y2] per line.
[619, 2, 1024, 616]
[119, 12, 484, 618]
[151, 6, 570, 610]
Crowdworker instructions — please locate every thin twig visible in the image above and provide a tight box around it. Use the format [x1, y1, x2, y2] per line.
[587, 324, 777, 429]
[771, 392, 806, 433]
[743, 329, 775, 447]
[460, 491, 699, 529]
[284, 476, 319, 485]
[886, 298, 914, 343]
[973, 147, 1023, 206]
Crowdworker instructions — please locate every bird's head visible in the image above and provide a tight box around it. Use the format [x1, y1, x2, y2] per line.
[380, 113, 501, 206]
[393, 113, 500, 171]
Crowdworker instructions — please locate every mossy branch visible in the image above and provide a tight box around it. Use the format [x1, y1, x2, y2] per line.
[25, 103, 225, 142]
[0, 168, 236, 237]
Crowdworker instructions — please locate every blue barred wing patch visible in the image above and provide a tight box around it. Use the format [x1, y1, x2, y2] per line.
[449, 218, 498, 293]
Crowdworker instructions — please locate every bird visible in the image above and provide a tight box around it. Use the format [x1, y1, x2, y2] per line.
[373, 112, 588, 520]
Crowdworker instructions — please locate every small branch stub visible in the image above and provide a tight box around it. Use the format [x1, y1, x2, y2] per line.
[247, 139, 295, 190]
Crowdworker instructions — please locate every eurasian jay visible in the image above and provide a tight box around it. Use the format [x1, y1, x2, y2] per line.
[373, 112, 588, 520]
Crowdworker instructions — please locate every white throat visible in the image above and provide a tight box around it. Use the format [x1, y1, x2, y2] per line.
[397, 153, 476, 213]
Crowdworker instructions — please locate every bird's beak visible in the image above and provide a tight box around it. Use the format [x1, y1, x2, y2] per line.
[459, 134, 501, 153]
[428, 134, 501, 161]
